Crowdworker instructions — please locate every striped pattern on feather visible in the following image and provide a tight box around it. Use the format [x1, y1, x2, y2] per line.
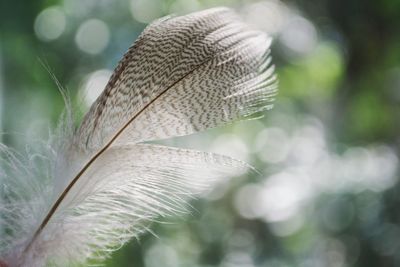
[75, 7, 277, 149]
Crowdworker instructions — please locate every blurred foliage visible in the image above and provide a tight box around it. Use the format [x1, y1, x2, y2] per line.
[0, 0, 400, 266]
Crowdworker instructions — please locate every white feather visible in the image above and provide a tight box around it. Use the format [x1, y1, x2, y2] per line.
[0, 7, 277, 267]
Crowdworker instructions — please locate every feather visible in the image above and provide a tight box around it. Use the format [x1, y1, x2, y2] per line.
[75, 8, 276, 149]
[0, 7, 277, 267]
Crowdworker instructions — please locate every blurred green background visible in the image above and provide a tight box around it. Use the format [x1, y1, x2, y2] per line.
[1, 0, 400, 266]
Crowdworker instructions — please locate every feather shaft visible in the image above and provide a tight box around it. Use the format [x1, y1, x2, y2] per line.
[23, 58, 210, 255]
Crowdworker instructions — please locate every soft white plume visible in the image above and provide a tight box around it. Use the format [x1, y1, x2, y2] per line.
[0, 7, 277, 267]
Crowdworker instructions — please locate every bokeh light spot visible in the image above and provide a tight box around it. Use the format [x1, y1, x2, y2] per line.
[211, 134, 249, 161]
[260, 172, 311, 222]
[234, 184, 264, 219]
[130, 0, 164, 23]
[75, 19, 110, 54]
[34, 6, 66, 42]
[255, 127, 290, 163]
[80, 69, 112, 107]
[242, 1, 291, 35]
[280, 16, 317, 56]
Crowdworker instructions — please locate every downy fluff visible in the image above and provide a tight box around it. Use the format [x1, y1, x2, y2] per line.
[0, 7, 277, 267]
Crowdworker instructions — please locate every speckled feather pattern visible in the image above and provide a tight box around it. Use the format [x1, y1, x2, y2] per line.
[0, 7, 277, 267]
